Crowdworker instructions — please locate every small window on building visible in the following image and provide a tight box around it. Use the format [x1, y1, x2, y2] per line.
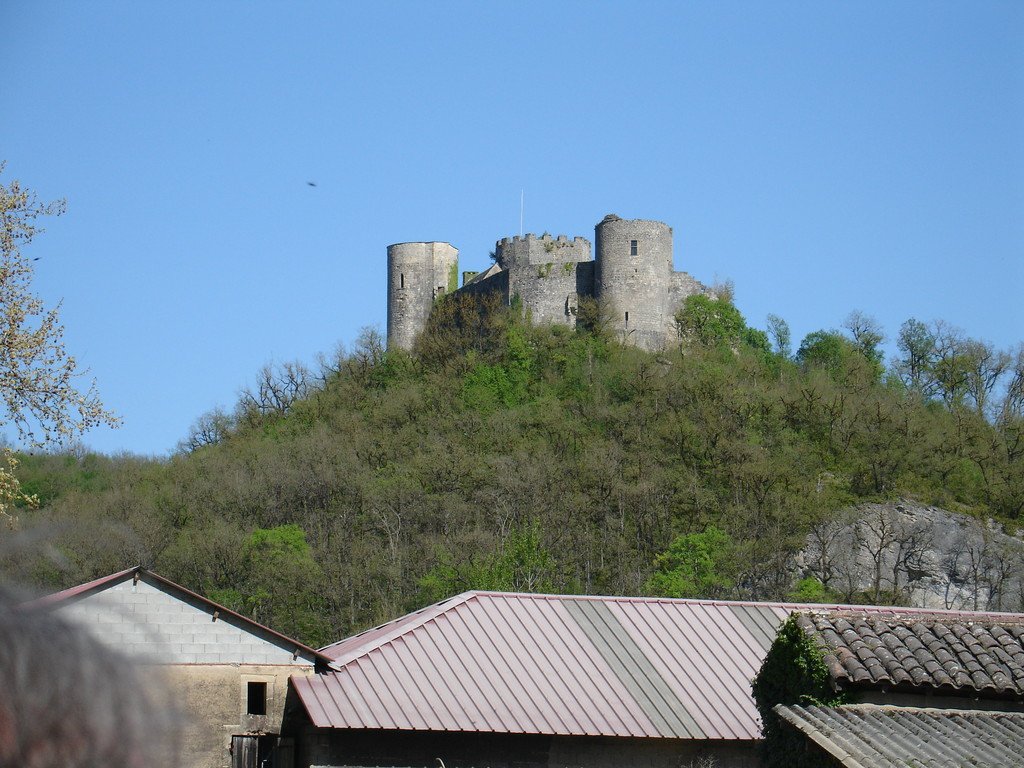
[247, 681, 267, 716]
[624, 311, 630, 323]
[400, 273, 405, 289]
[630, 240, 639, 256]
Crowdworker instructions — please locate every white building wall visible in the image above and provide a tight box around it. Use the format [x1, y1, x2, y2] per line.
[58, 579, 312, 666]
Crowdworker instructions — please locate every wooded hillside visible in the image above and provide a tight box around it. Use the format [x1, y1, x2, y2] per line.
[5, 293, 1022, 647]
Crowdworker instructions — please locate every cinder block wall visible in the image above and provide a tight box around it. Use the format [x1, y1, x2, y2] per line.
[57, 581, 317, 768]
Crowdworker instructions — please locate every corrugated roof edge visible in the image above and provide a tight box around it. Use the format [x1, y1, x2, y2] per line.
[318, 591, 477, 664]
[317, 590, 1020, 667]
[25, 565, 334, 668]
[22, 565, 140, 607]
[773, 703, 1024, 768]
[430, 590, 1024, 615]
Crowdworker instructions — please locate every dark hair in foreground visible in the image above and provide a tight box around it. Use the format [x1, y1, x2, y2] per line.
[0, 587, 176, 768]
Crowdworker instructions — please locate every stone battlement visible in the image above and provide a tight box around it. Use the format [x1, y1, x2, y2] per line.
[497, 234, 591, 247]
[496, 232, 592, 269]
[387, 214, 713, 352]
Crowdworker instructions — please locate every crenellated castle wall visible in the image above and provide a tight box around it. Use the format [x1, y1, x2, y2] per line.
[495, 233, 592, 268]
[386, 216, 713, 351]
[495, 234, 595, 328]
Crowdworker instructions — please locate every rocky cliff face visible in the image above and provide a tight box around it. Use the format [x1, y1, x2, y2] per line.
[796, 499, 1024, 612]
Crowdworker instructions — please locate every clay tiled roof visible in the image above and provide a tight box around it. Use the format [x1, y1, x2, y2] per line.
[774, 704, 1024, 768]
[796, 611, 1024, 698]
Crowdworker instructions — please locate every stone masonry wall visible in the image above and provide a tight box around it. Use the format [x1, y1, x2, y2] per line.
[595, 216, 673, 351]
[668, 271, 714, 343]
[387, 241, 458, 350]
[496, 233, 592, 268]
[499, 234, 593, 328]
[56, 581, 318, 768]
[173, 663, 315, 768]
[385, 216, 714, 351]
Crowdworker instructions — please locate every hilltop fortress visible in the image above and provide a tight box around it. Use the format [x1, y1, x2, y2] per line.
[386, 214, 714, 352]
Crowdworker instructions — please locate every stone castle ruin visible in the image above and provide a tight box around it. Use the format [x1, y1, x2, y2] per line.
[387, 214, 714, 351]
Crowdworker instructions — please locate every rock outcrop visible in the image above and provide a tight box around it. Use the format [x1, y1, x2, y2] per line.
[796, 499, 1024, 612]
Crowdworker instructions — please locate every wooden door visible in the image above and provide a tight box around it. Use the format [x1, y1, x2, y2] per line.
[231, 735, 258, 768]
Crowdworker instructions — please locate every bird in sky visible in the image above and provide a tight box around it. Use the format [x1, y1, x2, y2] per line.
[307, 181, 317, 187]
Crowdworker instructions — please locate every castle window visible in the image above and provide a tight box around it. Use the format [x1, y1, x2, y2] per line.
[625, 311, 629, 323]
[400, 273, 405, 289]
[630, 240, 639, 256]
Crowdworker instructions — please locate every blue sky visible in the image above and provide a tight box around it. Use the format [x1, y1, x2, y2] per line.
[2, 2, 1021, 456]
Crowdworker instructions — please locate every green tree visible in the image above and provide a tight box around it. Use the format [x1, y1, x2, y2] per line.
[893, 318, 936, 396]
[960, 338, 1010, 416]
[645, 526, 736, 599]
[418, 523, 559, 603]
[211, 524, 330, 644]
[766, 313, 792, 359]
[1002, 345, 1024, 420]
[414, 291, 510, 371]
[462, 326, 535, 411]
[752, 615, 849, 768]
[11, 286, 1024, 640]
[180, 406, 233, 451]
[842, 311, 885, 378]
[795, 330, 862, 379]
[0, 166, 118, 516]
[675, 294, 749, 349]
[787, 576, 840, 603]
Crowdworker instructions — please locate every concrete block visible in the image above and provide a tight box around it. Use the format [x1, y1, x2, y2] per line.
[191, 628, 222, 645]
[90, 613, 124, 627]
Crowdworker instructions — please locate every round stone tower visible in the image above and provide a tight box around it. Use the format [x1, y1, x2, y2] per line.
[595, 215, 673, 350]
[387, 242, 459, 350]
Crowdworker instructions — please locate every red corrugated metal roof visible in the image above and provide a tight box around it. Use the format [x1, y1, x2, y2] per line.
[297, 592, 1022, 741]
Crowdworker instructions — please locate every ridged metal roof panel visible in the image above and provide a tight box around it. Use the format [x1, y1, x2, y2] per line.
[566, 598, 705, 738]
[297, 593, 1020, 740]
[605, 599, 790, 739]
[299, 592, 665, 736]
